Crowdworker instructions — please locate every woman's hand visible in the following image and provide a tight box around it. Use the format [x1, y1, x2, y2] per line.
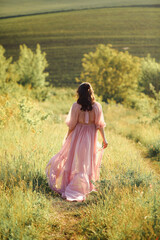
[102, 139, 108, 149]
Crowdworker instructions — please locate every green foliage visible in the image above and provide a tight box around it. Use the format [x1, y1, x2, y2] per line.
[139, 55, 160, 96]
[15, 44, 49, 88]
[148, 139, 160, 161]
[31, 86, 50, 102]
[149, 83, 160, 123]
[18, 97, 50, 130]
[0, 45, 12, 89]
[0, 44, 49, 99]
[123, 83, 160, 126]
[78, 44, 141, 102]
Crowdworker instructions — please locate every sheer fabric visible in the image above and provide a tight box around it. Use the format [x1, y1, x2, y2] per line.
[45, 101, 106, 201]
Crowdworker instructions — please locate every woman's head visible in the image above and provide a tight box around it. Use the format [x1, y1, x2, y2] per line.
[77, 82, 95, 111]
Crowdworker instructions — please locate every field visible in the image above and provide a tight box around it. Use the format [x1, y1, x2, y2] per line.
[0, 0, 159, 18]
[0, 7, 160, 85]
[0, 87, 160, 239]
[0, 2, 160, 239]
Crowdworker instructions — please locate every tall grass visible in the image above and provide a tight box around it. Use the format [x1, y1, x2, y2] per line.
[104, 102, 160, 162]
[0, 88, 160, 239]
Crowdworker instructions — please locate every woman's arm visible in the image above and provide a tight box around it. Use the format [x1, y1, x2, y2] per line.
[98, 127, 108, 149]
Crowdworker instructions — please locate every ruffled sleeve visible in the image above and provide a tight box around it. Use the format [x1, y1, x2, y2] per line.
[94, 102, 106, 129]
[65, 103, 79, 130]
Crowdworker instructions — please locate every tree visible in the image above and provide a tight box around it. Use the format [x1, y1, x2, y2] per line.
[139, 54, 160, 96]
[77, 44, 141, 102]
[15, 44, 49, 88]
[0, 45, 12, 89]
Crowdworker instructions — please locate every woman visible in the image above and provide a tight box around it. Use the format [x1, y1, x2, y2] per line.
[45, 82, 108, 202]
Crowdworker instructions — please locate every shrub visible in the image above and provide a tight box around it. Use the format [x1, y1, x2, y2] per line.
[18, 97, 50, 128]
[0, 45, 12, 89]
[149, 84, 160, 123]
[31, 86, 50, 102]
[148, 139, 160, 161]
[15, 44, 49, 88]
[139, 54, 160, 96]
[77, 44, 141, 103]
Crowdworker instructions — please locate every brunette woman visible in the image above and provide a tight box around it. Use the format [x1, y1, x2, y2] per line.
[45, 82, 108, 202]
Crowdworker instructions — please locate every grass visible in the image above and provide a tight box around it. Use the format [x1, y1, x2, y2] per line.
[0, 7, 160, 85]
[0, 87, 160, 239]
[0, 0, 159, 17]
[104, 103, 160, 163]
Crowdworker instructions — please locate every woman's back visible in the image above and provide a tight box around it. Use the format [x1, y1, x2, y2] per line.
[78, 103, 95, 125]
[66, 101, 106, 129]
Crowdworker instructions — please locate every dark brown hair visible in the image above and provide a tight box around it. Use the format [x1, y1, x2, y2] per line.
[77, 82, 95, 111]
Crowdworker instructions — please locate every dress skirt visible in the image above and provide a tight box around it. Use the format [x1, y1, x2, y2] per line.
[45, 123, 104, 202]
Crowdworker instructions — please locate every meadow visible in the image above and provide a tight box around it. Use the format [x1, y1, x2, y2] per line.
[0, 7, 160, 85]
[0, 87, 160, 239]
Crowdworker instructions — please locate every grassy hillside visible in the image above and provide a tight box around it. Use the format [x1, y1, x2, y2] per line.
[0, 0, 159, 18]
[0, 7, 160, 86]
[0, 87, 160, 239]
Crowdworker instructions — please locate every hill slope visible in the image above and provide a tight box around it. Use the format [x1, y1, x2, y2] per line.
[0, 7, 160, 85]
[0, 0, 159, 18]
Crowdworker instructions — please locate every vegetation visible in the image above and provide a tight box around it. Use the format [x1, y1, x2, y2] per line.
[0, 44, 49, 93]
[0, 7, 160, 85]
[139, 55, 160, 96]
[0, 0, 159, 18]
[0, 45, 12, 89]
[0, 4, 160, 239]
[0, 86, 160, 239]
[78, 44, 141, 102]
[15, 44, 49, 88]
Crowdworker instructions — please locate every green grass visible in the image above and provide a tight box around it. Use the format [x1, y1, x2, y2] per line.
[0, 0, 159, 17]
[0, 7, 160, 85]
[0, 87, 160, 239]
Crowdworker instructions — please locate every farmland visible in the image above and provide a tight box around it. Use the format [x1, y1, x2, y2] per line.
[0, 7, 160, 85]
[0, 0, 159, 18]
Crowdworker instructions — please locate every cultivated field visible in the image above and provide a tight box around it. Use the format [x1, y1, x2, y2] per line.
[0, 0, 159, 18]
[0, 7, 160, 85]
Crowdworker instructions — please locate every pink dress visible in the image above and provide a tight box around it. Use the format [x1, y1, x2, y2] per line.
[45, 101, 106, 202]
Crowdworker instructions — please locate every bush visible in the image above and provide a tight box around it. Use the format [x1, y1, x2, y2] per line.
[148, 139, 160, 161]
[149, 84, 160, 123]
[77, 44, 141, 103]
[31, 86, 50, 102]
[0, 45, 12, 89]
[14, 44, 49, 88]
[139, 55, 160, 96]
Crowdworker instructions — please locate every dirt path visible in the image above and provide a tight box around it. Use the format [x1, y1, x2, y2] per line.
[46, 130, 159, 240]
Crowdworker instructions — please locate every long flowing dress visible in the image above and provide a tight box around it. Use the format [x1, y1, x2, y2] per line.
[45, 101, 106, 202]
